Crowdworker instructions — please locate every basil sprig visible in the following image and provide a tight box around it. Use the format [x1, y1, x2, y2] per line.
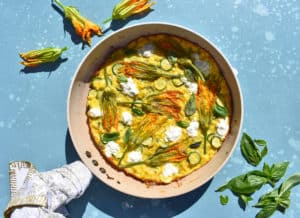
[240, 133, 268, 166]
[216, 161, 289, 206]
[254, 173, 300, 218]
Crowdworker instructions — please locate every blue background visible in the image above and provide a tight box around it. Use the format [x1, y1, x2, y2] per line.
[0, 0, 299, 217]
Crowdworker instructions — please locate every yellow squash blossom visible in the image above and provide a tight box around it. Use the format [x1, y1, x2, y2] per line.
[19, 47, 67, 67]
[53, 0, 102, 46]
[104, 0, 155, 23]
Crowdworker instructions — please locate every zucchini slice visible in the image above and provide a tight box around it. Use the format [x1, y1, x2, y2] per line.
[112, 63, 123, 75]
[160, 58, 173, 71]
[154, 78, 167, 91]
[210, 136, 222, 149]
[188, 152, 201, 166]
[172, 78, 184, 87]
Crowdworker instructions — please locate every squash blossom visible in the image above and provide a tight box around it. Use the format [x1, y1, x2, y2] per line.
[53, 0, 102, 46]
[19, 47, 67, 67]
[104, 0, 155, 23]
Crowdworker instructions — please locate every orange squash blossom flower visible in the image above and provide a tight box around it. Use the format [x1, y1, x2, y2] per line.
[54, 0, 102, 46]
[104, 0, 155, 23]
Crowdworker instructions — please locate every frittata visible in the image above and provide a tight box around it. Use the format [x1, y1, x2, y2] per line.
[86, 34, 232, 184]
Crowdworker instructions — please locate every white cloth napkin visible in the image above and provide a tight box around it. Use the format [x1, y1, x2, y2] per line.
[4, 161, 92, 218]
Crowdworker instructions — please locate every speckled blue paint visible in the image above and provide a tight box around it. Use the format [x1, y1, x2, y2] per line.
[0, 0, 299, 217]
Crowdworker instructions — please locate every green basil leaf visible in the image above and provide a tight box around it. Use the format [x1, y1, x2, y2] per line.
[240, 132, 267, 166]
[132, 107, 145, 116]
[117, 74, 128, 83]
[240, 194, 253, 206]
[254, 139, 267, 146]
[123, 128, 131, 144]
[213, 103, 228, 118]
[262, 163, 272, 177]
[255, 202, 277, 218]
[219, 195, 229, 205]
[216, 172, 268, 195]
[176, 120, 189, 128]
[101, 132, 120, 144]
[279, 173, 300, 196]
[269, 162, 289, 184]
[185, 94, 196, 116]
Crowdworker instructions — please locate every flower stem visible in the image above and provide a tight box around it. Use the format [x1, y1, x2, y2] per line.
[103, 17, 113, 24]
[53, 0, 65, 10]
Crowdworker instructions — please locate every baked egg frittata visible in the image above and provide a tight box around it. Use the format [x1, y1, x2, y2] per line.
[86, 34, 232, 184]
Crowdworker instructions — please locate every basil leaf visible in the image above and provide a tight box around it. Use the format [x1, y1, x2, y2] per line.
[219, 195, 229, 205]
[254, 173, 300, 218]
[185, 94, 196, 116]
[176, 120, 189, 128]
[262, 162, 289, 186]
[101, 132, 120, 144]
[269, 162, 289, 184]
[117, 74, 128, 83]
[240, 133, 268, 166]
[132, 107, 145, 116]
[213, 103, 228, 118]
[255, 202, 277, 218]
[216, 173, 268, 195]
[279, 173, 300, 196]
[240, 194, 253, 206]
[254, 139, 267, 146]
[123, 128, 131, 144]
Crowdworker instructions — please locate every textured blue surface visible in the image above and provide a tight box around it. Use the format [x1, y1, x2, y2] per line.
[0, 0, 300, 217]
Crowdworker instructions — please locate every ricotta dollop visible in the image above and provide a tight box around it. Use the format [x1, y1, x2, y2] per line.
[87, 107, 103, 118]
[120, 78, 139, 97]
[162, 163, 179, 177]
[181, 77, 198, 94]
[138, 44, 155, 57]
[217, 118, 229, 137]
[165, 126, 182, 142]
[127, 150, 143, 163]
[121, 111, 133, 125]
[187, 121, 199, 137]
[105, 141, 120, 158]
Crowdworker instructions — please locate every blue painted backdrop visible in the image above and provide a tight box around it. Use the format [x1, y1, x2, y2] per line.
[0, 0, 299, 217]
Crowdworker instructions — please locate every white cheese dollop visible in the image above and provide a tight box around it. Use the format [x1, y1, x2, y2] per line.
[120, 78, 139, 97]
[165, 126, 182, 142]
[187, 121, 199, 137]
[217, 118, 229, 138]
[105, 141, 120, 158]
[181, 77, 198, 94]
[127, 150, 143, 163]
[138, 44, 155, 57]
[192, 52, 210, 76]
[87, 107, 103, 118]
[162, 163, 179, 177]
[121, 111, 132, 125]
